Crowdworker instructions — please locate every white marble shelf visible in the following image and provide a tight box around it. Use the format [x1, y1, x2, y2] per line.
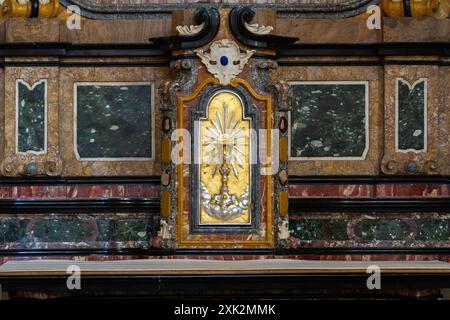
[1, 259, 450, 276]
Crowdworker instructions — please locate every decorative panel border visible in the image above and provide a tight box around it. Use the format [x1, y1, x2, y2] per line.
[278, 66, 382, 175]
[395, 78, 427, 153]
[288, 80, 369, 161]
[175, 78, 274, 248]
[2, 65, 61, 177]
[60, 67, 167, 176]
[15, 79, 48, 155]
[73, 81, 155, 161]
[382, 65, 440, 175]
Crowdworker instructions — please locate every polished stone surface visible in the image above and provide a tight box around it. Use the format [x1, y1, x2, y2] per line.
[289, 212, 450, 247]
[290, 83, 367, 158]
[76, 84, 152, 158]
[397, 80, 426, 151]
[17, 81, 46, 153]
[0, 213, 158, 249]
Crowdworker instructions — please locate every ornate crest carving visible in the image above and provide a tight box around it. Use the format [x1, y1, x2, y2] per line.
[196, 39, 254, 85]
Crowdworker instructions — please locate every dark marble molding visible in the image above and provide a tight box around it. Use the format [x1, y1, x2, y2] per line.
[60, 0, 382, 19]
[289, 198, 450, 213]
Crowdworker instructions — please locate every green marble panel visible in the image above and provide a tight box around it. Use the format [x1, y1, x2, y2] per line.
[290, 83, 367, 158]
[33, 219, 92, 242]
[17, 80, 46, 153]
[76, 84, 152, 158]
[416, 219, 450, 241]
[289, 219, 348, 240]
[354, 219, 411, 241]
[0, 219, 27, 243]
[397, 79, 426, 151]
[97, 218, 155, 242]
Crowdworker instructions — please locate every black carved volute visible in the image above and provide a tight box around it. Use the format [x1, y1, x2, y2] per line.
[149, 7, 220, 51]
[229, 6, 298, 49]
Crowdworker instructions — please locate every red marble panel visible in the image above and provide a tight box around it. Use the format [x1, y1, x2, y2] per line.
[66, 184, 125, 198]
[289, 184, 374, 198]
[123, 184, 160, 198]
[16, 185, 67, 199]
[0, 184, 160, 199]
[376, 184, 450, 197]
[0, 187, 13, 198]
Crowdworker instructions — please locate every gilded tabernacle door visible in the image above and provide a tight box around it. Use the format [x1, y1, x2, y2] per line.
[192, 89, 258, 231]
[169, 77, 276, 248]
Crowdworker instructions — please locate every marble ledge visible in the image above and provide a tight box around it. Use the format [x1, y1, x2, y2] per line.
[289, 183, 449, 198]
[0, 184, 160, 199]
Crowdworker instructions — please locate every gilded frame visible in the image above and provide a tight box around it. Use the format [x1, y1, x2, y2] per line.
[176, 78, 274, 248]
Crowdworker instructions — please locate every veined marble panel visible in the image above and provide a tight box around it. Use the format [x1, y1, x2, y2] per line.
[16, 79, 47, 154]
[75, 83, 153, 160]
[289, 82, 368, 159]
[396, 78, 427, 152]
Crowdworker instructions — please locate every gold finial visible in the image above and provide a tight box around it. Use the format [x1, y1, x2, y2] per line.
[381, 0, 449, 17]
[0, 0, 60, 18]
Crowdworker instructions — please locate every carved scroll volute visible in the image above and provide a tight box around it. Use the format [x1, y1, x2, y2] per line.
[158, 59, 198, 249]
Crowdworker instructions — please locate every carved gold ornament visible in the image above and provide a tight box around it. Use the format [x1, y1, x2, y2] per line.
[196, 39, 255, 85]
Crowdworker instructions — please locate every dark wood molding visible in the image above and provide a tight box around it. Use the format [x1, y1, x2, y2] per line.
[289, 198, 450, 213]
[0, 42, 447, 60]
[0, 176, 160, 185]
[2, 247, 450, 257]
[0, 198, 160, 213]
[0, 43, 166, 57]
[1, 273, 450, 295]
[278, 42, 450, 57]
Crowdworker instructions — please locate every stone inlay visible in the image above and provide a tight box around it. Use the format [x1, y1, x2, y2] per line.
[16, 80, 47, 153]
[75, 83, 153, 159]
[354, 219, 412, 241]
[289, 213, 450, 246]
[289, 219, 348, 240]
[289, 82, 368, 158]
[0, 213, 158, 249]
[396, 78, 426, 151]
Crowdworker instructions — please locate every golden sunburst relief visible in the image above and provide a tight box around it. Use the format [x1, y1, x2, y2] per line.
[198, 91, 252, 224]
